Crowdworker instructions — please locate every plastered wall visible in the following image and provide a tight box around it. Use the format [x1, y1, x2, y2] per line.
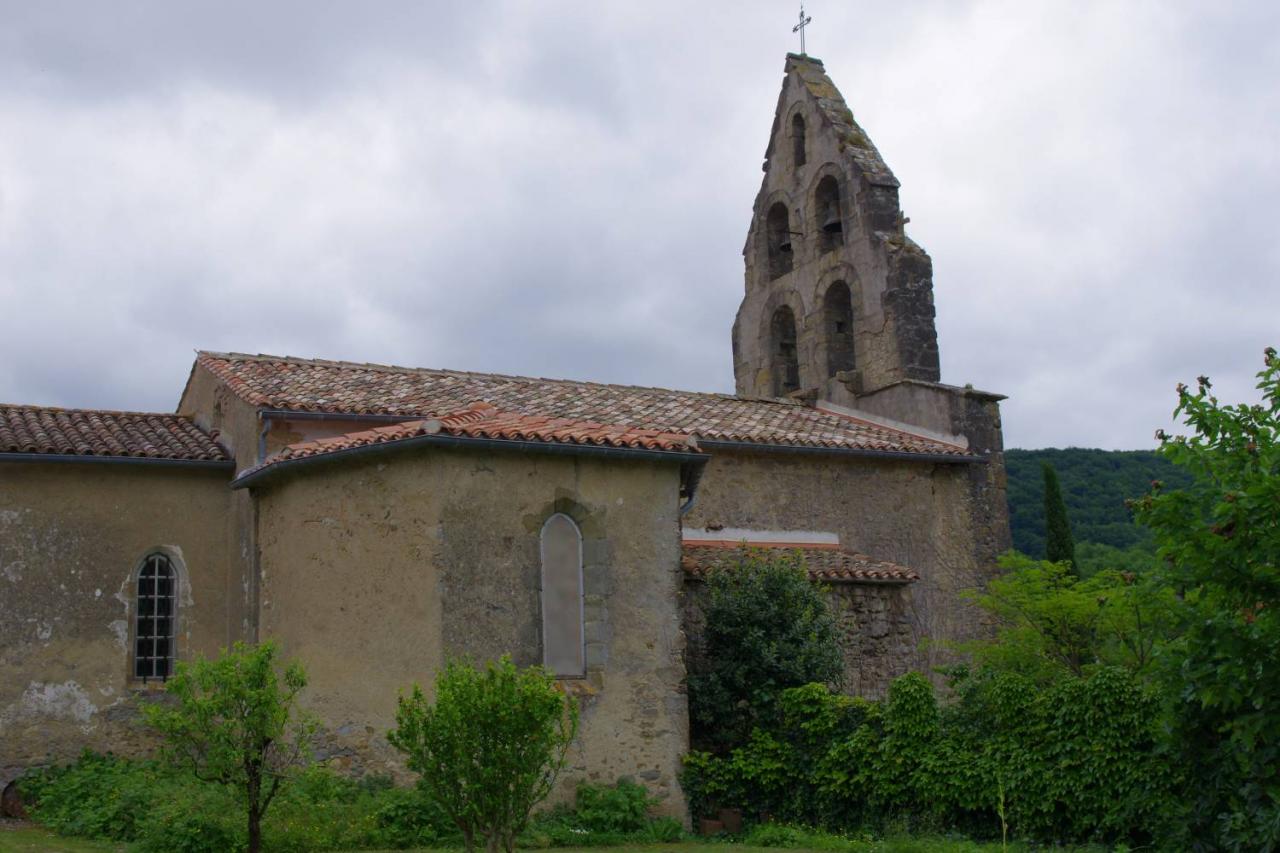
[251, 446, 690, 817]
[0, 462, 234, 786]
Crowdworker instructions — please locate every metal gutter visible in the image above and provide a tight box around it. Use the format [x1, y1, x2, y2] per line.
[232, 433, 708, 490]
[696, 439, 985, 465]
[0, 453, 234, 470]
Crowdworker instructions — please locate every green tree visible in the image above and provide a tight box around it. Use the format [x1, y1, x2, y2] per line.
[1133, 349, 1280, 850]
[142, 641, 316, 853]
[687, 548, 843, 751]
[961, 552, 1176, 682]
[388, 656, 578, 853]
[1042, 462, 1077, 571]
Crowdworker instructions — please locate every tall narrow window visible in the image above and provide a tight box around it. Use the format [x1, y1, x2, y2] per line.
[815, 176, 844, 254]
[792, 113, 807, 167]
[540, 514, 584, 677]
[771, 306, 801, 396]
[824, 281, 856, 377]
[134, 554, 176, 681]
[766, 202, 793, 279]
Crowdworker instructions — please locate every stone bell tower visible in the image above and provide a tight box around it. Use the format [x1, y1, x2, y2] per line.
[732, 54, 941, 407]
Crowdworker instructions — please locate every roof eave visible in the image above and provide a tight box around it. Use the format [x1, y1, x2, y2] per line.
[695, 439, 983, 465]
[0, 453, 234, 469]
[232, 432, 707, 490]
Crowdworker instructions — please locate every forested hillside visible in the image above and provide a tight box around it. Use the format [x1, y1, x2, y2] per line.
[1004, 448, 1192, 569]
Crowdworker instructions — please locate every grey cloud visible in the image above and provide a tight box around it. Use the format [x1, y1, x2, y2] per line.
[0, 1, 1276, 451]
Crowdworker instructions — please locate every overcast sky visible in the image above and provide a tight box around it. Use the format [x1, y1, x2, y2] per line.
[1, 1, 1276, 449]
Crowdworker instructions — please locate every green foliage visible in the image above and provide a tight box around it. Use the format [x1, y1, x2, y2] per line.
[1132, 350, 1280, 850]
[961, 553, 1176, 682]
[684, 669, 1173, 846]
[17, 751, 452, 852]
[141, 640, 317, 853]
[387, 655, 579, 853]
[687, 548, 844, 750]
[523, 779, 683, 847]
[1005, 447, 1191, 561]
[1041, 463, 1077, 571]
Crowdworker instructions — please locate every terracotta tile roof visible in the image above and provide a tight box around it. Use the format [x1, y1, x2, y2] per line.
[0, 404, 230, 463]
[196, 352, 973, 460]
[235, 403, 702, 485]
[682, 542, 920, 584]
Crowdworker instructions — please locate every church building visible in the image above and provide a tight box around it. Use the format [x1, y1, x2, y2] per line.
[0, 55, 1010, 815]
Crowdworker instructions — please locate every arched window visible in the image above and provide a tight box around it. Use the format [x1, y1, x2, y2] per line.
[134, 553, 177, 681]
[815, 176, 844, 254]
[771, 306, 800, 396]
[540, 513, 584, 677]
[792, 113, 807, 167]
[766, 202, 794, 279]
[824, 281, 856, 377]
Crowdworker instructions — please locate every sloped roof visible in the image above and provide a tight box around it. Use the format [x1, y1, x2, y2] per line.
[765, 54, 899, 188]
[195, 352, 973, 461]
[0, 404, 230, 463]
[682, 542, 919, 585]
[234, 402, 703, 487]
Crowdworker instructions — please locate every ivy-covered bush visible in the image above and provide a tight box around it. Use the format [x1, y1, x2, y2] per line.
[688, 548, 843, 751]
[683, 667, 1176, 846]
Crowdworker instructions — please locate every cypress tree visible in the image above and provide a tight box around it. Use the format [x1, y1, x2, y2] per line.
[1043, 462, 1077, 572]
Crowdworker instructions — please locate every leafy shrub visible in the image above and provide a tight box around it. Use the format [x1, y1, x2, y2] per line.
[522, 779, 683, 848]
[143, 640, 317, 853]
[19, 751, 458, 852]
[388, 656, 579, 853]
[685, 668, 1174, 845]
[687, 547, 843, 751]
[570, 778, 653, 833]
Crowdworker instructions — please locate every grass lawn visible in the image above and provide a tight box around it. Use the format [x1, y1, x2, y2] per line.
[0, 823, 1050, 853]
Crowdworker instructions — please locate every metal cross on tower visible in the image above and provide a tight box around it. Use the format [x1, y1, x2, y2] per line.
[793, 4, 812, 56]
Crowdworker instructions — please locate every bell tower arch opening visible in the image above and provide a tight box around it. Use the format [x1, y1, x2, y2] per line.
[770, 306, 800, 396]
[823, 281, 855, 378]
[815, 175, 844, 254]
[766, 202, 794, 280]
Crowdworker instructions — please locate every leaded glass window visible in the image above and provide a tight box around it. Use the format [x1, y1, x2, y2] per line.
[134, 554, 176, 681]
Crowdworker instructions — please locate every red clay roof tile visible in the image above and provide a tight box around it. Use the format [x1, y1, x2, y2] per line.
[236, 402, 701, 484]
[681, 542, 920, 584]
[197, 352, 972, 460]
[0, 405, 230, 463]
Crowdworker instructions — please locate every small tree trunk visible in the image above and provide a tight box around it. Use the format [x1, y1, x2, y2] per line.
[248, 803, 262, 853]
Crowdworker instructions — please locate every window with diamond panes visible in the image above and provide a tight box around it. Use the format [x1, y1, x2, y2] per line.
[134, 554, 176, 681]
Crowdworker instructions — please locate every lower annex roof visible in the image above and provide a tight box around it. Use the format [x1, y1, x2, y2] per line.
[0, 404, 230, 464]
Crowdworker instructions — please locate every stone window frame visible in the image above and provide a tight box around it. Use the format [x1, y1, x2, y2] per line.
[540, 512, 585, 678]
[534, 497, 612, 683]
[758, 286, 807, 397]
[816, 265, 864, 383]
[126, 546, 190, 686]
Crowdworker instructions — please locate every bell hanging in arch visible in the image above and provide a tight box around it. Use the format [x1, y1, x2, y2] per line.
[821, 199, 843, 234]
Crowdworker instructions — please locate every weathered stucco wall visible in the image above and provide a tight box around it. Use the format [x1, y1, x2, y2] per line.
[683, 450, 1001, 677]
[0, 462, 234, 786]
[252, 445, 689, 816]
[178, 362, 265, 641]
